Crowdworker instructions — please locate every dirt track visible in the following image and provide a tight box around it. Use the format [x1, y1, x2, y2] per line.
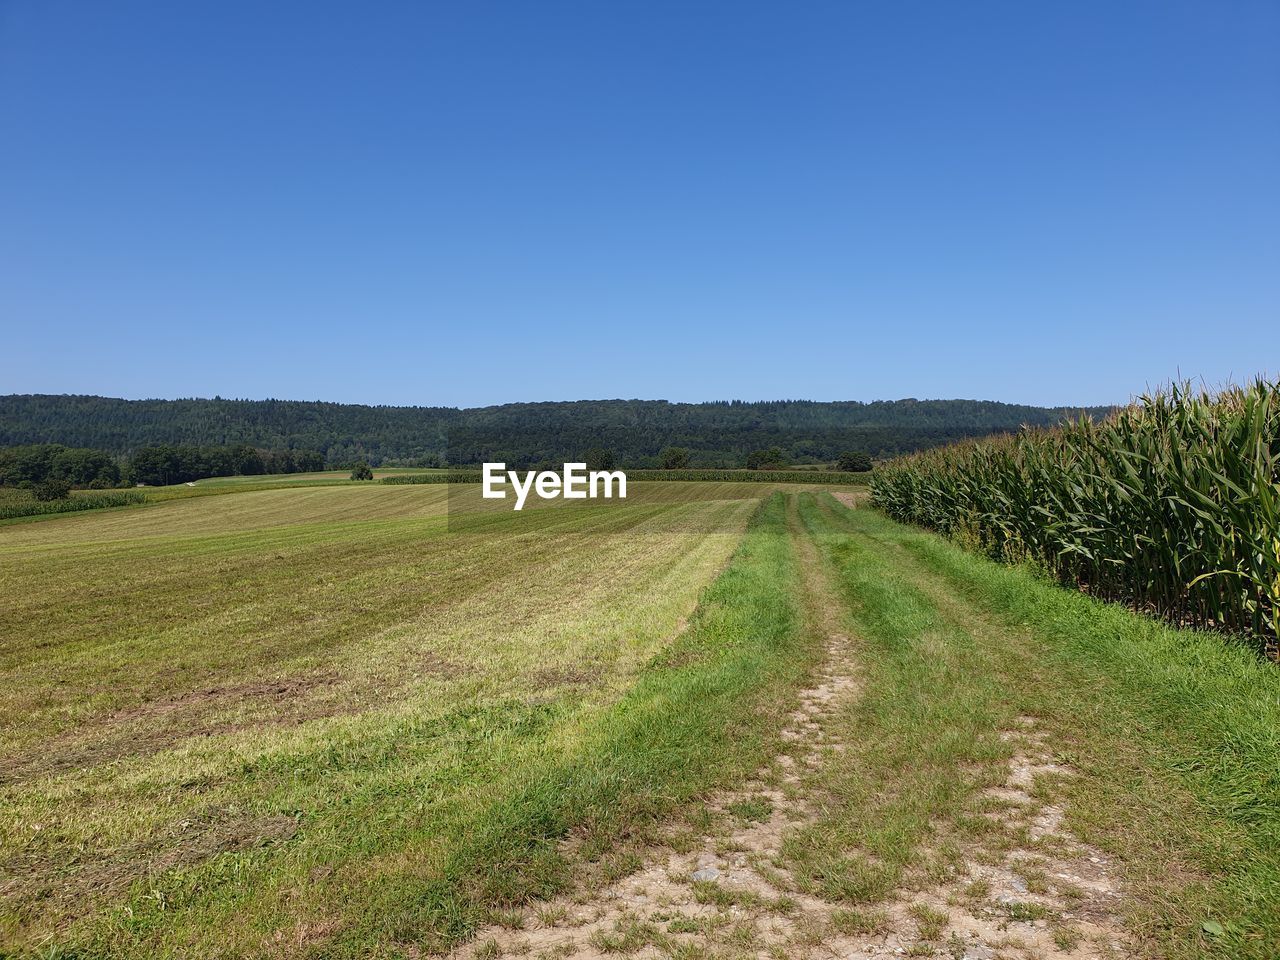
[451, 515, 1129, 960]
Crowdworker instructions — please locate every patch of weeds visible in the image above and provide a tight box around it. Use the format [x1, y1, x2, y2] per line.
[475, 939, 503, 959]
[726, 797, 773, 823]
[690, 881, 768, 911]
[488, 908, 526, 930]
[1003, 900, 1054, 922]
[957, 814, 1013, 844]
[588, 915, 667, 953]
[909, 902, 949, 941]
[598, 850, 644, 885]
[1053, 878, 1086, 903]
[666, 943, 718, 960]
[689, 880, 736, 908]
[808, 855, 896, 903]
[666, 831, 701, 854]
[725, 921, 759, 949]
[714, 838, 748, 855]
[917, 853, 964, 885]
[917, 843, 966, 885]
[687, 806, 717, 835]
[536, 905, 568, 927]
[666, 916, 707, 935]
[1052, 924, 1082, 950]
[770, 894, 798, 914]
[830, 906, 890, 936]
[1010, 858, 1050, 895]
[690, 880, 730, 907]
[750, 859, 792, 891]
[789, 914, 829, 947]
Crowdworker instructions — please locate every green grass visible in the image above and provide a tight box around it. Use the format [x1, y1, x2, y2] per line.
[2, 469, 861, 531]
[6, 473, 1279, 959]
[790, 493, 1280, 959]
[0, 470, 422, 528]
[0, 483, 816, 957]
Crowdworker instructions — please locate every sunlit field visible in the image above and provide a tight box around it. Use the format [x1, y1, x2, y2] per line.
[4, 477, 1278, 959]
[0, 480, 835, 954]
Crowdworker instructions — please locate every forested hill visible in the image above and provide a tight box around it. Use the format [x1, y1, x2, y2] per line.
[0, 394, 1113, 468]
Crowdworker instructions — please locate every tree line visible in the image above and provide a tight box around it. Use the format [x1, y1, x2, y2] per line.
[0, 394, 1112, 468]
[0, 443, 325, 491]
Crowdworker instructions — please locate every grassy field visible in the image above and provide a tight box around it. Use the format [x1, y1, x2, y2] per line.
[0, 473, 391, 526]
[0, 481, 828, 955]
[3, 479, 1278, 958]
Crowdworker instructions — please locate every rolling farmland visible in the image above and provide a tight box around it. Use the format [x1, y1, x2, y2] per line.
[3, 475, 1279, 959]
[5, 3, 1273, 958]
[1, 480, 822, 954]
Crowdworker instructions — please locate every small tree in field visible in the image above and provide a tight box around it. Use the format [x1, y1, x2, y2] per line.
[746, 447, 787, 470]
[837, 451, 873, 472]
[350, 461, 374, 481]
[584, 447, 616, 471]
[33, 478, 72, 501]
[658, 446, 690, 470]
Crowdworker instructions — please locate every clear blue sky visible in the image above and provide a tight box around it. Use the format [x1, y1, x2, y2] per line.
[2, 1, 1276, 408]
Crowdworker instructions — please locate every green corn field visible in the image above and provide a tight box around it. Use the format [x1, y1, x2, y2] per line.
[871, 379, 1280, 655]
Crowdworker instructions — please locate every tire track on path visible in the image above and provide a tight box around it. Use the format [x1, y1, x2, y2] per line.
[449, 494, 861, 959]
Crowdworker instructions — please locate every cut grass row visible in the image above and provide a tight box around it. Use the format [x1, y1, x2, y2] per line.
[329, 493, 815, 953]
[0, 485, 817, 957]
[0, 475, 377, 528]
[0, 480, 829, 549]
[0, 466, 865, 529]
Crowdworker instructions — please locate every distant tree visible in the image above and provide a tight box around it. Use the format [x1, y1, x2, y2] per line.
[127, 446, 176, 486]
[350, 461, 374, 481]
[50, 447, 120, 487]
[0, 444, 119, 489]
[300, 450, 326, 472]
[124, 443, 327, 484]
[231, 444, 265, 476]
[33, 478, 72, 501]
[836, 451, 873, 472]
[658, 446, 690, 470]
[746, 447, 787, 470]
[584, 447, 616, 471]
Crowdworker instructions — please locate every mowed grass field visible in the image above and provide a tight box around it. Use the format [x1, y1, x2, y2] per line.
[0, 480, 839, 956]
